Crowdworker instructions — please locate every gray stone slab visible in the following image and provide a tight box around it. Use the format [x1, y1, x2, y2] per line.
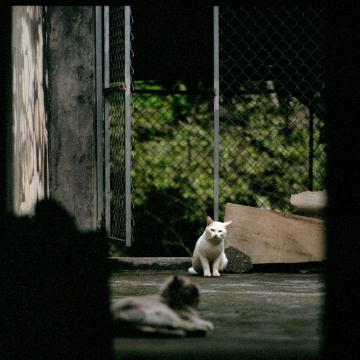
[225, 246, 253, 273]
[110, 250, 253, 273]
[110, 257, 192, 271]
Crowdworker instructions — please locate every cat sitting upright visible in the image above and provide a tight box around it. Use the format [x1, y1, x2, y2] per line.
[189, 216, 232, 277]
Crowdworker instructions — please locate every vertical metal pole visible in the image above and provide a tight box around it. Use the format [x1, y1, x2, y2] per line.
[95, 6, 104, 229]
[308, 108, 314, 191]
[213, 6, 220, 221]
[124, 6, 132, 246]
[104, 6, 111, 236]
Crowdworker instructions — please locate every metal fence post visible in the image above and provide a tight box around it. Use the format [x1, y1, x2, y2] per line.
[103, 6, 111, 236]
[95, 6, 104, 229]
[213, 6, 220, 221]
[124, 6, 132, 246]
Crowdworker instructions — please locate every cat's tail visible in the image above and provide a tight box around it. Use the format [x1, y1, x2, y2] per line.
[188, 267, 198, 275]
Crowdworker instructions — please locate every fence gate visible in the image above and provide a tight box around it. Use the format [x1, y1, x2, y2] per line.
[97, 5, 325, 256]
[96, 6, 132, 248]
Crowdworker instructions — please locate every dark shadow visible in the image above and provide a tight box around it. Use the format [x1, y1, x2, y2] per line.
[129, 186, 212, 257]
[322, 4, 360, 359]
[0, 199, 113, 360]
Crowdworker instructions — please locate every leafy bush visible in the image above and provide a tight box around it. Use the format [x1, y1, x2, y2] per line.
[109, 81, 326, 256]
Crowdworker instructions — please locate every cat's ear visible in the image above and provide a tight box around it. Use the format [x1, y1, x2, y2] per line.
[223, 220, 232, 227]
[207, 216, 214, 226]
[170, 275, 183, 288]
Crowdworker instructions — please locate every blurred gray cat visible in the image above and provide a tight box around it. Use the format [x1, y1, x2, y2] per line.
[189, 216, 232, 277]
[111, 275, 213, 337]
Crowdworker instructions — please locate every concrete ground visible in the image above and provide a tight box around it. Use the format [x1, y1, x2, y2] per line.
[110, 270, 324, 360]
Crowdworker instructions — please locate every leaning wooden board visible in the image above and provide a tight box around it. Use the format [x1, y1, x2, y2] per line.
[224, 203, 326, 264]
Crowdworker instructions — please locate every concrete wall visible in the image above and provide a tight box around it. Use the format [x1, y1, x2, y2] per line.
[1, 5, 13, 215]
[9, 6, 97, 230]
[11, 6, 48, 216]
[47, 6, 97, 230]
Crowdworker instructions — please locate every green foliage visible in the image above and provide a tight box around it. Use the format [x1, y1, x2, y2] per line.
[109, 80, 326, 256]
[218, 93, 326, 214]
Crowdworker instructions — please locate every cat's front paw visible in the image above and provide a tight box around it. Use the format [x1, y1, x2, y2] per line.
[204, 320, 214, 331]
[212, 271, 220, 277]
[195, 319, 214, 333]
[203, 271, 212, 277]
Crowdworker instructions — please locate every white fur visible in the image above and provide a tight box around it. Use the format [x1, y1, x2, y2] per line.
[188, 216, 232, 277]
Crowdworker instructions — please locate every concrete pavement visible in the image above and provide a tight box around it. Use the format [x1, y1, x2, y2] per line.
[110, 271, 324, 359]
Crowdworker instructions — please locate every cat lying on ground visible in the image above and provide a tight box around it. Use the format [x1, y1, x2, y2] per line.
[111, 275, 213, 337]
[189, 216, 232, 277]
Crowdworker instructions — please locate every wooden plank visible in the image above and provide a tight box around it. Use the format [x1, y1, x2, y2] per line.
[224, 203, 326, 264]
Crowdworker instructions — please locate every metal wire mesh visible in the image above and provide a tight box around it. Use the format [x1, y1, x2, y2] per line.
[109, 7, 126, 243]
[105, 5, 326, 256]
[218, 6, 326, 216]
[130, 87, 214, 256]
[107, 6, 128, 247]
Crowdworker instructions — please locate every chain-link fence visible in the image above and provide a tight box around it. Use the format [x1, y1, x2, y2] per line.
[103, 6, 133, 254]
[104, 5, 326, 257]
[218, 6, 326, 215]
[130, 85, 214, 256]
[108, 7, 126, 244]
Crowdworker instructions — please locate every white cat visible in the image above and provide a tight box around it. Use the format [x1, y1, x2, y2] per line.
[111, 275, 213, 337]
[189, 216, 232, 277]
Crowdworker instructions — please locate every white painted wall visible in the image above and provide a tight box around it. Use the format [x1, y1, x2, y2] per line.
[11, 6, 48, 216]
